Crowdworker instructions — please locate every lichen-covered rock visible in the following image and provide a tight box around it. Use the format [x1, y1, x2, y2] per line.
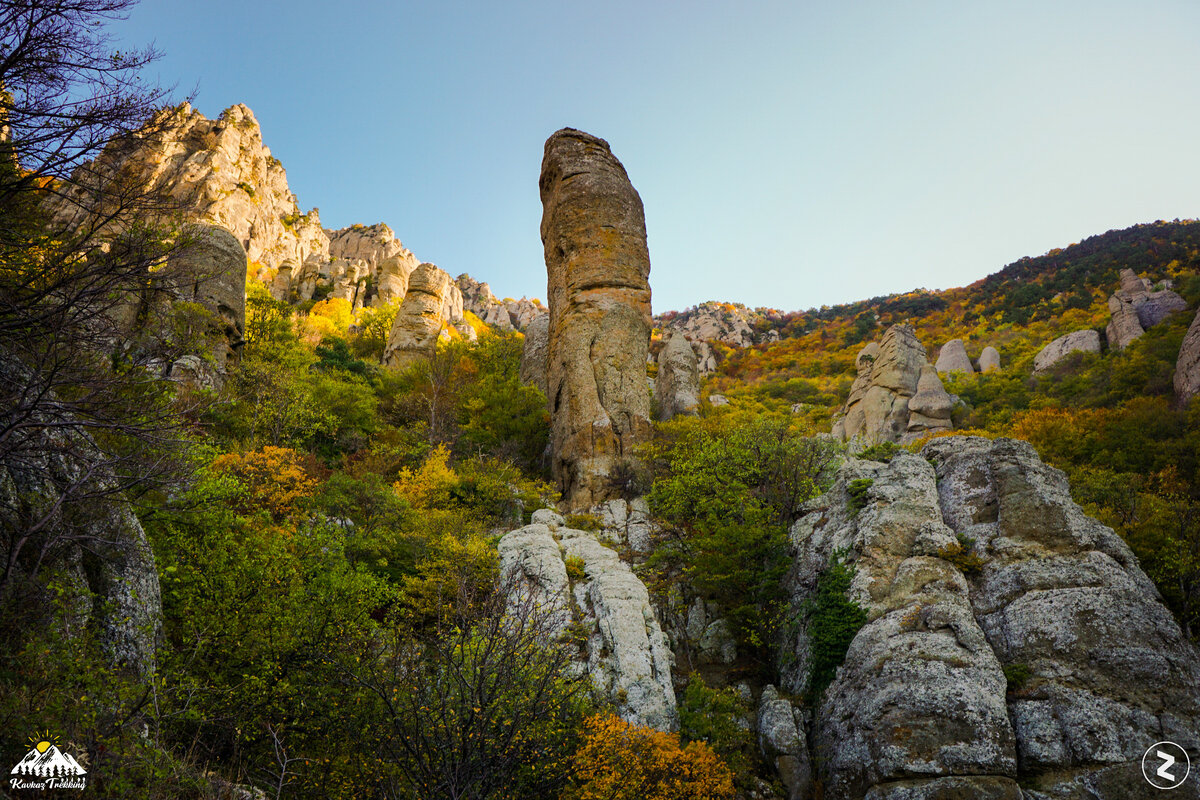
[758, 685, 812, 800]
[540, 128, 652, 510]
[381, 263, 463, 367]
[906, 364, 953, 436]
[498, 521, 677, 731]
[784, 452, 1019, 799]
[592, 497, 656, 554]
[655, 334, 700, 421]
[1032, 329, 1100, 373]
[978, 345, 1001, 373]
[165, 224, 247, 372]
[519, 312, 550, 395]
[934, 339, 974, 375]
[1176, 307, 1200, 404]
[923, 436, 1200, 798]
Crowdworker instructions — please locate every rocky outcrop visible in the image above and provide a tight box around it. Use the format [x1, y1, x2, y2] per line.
[658, 302, 761, 348]
[457, 274, 515, 330]
[540, 128, 653, 510]
[833, 325, 949, 445]
[47, 103, 328, 271]
[758, 685, 812, 800]
[1176, 308, 1200, 405]
[327, 223, 415, 276]
[1106, 268, 1188, 350]
[165, 225, 247, 373]
[519, 312, 550, 395]
[1032, 329, 1101, 373]
[498, 512, 677, 731]
[780, 437, 1200, 799]
[978, 345, 1001, 373]
[906, 364, 954, 436]
[380, 263, 464, 367]
[654, 334, 700, 421]
[934, 339, 974, 376]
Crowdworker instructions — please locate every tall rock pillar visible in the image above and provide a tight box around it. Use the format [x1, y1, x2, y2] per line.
[539, 128, 652, 510]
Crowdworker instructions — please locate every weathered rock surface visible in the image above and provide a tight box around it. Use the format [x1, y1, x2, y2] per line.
[47, 103, 328, 271]
[380, 263, 464, 367]
[655, 334, 700, 421]
[1176, 308, 1200, 405]
[978, 345, 1001, 373]
[1106, 268, 1188, 350]
[758, 685, 813, 800]
[906, 364, 954, 435]
[498, 516, 677, 731]
[1032, 329, 1101, 373]
[456, 273, 546, 332]
[164, 224, 247, 372]
[519, 312, 550, 395]
[780, 436, 1200, 799]
[834, 325, 949, 445]
[327, 223, 415, 277]
[934, 339, 974, 376]
[540, 128, 653, 510]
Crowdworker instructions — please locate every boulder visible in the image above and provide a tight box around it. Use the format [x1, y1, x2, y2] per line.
[540, 128, 653, 510]
[655, 334, 700, 420]
[1106, 293, 1145, 350]
[906, 364, 954, 436]
[519, 312, 550, 395]
[1106, 268, 1187, 350]
[381, 263, 462, 367]
[978, 345, 1001, 373]
[758, 685, 812, 800]
[1032, 329, 1100, 373]
[934, 339, 974, 376]
[498, 521, 677, 731]
[1176, 308, 1200, 404]
[780, 437, 1200, 799]
[165, 224, 247, 373]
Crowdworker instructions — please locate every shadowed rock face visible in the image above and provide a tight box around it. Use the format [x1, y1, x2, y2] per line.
[655, 333, 700, 421]
[539, 128, 652, 510]
[166, 224, 247, 372]
[1177, 308, 1200, 404]
[519, 312, 550, 395]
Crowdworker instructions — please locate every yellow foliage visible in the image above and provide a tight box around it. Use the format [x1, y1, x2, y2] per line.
[211, 446, 320, 519]
[309, 297, 354, 331]
[393, 445, 458, 508]
[564, 713, 736, 800]
[463, 308, 489, 337]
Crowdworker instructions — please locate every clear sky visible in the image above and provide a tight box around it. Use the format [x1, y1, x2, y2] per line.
[117, 0, 1200, 314]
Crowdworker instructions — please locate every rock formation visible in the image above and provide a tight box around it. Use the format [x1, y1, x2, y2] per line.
[1033, 329, 1101, 373]
[164, 225, 247, 373]
[658, 301, 760, 348]
[498, 511, 677, 731]
[519, 312, 550, 395]
[1176, 308, 1200, 405]
[381, 263, 464, 368]
[758, 685, 813, 800]
[539, 128, 653, 510]
[978, 345, 1001, 373]
[46, 103, 328, 270]
[654, 334, 700, 421]
[934, 338, 975, 376]
[780, 437, 1200, 799]
[1106, 268, 1188, 350]
[833, 324, 950, 445]
[327, 223, 415, 276]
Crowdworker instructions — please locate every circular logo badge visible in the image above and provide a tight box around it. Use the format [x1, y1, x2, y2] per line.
[1143, 741, 1191, 790]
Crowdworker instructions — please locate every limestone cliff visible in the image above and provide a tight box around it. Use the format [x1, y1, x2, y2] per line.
[381, 263, 466, 368]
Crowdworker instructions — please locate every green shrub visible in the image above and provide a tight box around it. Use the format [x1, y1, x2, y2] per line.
[678, 674, 757, 785]
[565, 513, 602, 532]
[847, 478, 874, 513]
[564, 555, 587, 582]
[856, 441, 900, 463]
[804, 549, 867, 701]
[1003, 662, 1032, 693]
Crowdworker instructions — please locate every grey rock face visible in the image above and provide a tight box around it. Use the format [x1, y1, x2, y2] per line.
[166, 224, 248, 373]
[978, 346, 1001, 373]
[498, 519, 677, 731]
[1032, 329, 1101, 373]
[1106, 292, 1145, 350]
[519, 312, 550, 395]
[1106, 268, 1188, 350]
[780, 436, 1200, 799]
[540, 128, 653, 510]
[758, 685, 812, 800]
[836, 325, 950, 445]
[655, 334, 701, 421]
[1136, 289, 1189, 329]
[934, 339, 975, 376]
[1176, 308, 1200, 404]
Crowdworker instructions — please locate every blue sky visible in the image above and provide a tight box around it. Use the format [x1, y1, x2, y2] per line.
[118, 1, 1200, 313]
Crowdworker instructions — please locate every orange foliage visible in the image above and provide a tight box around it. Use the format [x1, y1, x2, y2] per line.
[211, 446, 321, 519]
[564, 713, 735, 800]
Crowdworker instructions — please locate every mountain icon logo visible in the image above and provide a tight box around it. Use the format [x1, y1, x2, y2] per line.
[10, 733, 87, 789]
